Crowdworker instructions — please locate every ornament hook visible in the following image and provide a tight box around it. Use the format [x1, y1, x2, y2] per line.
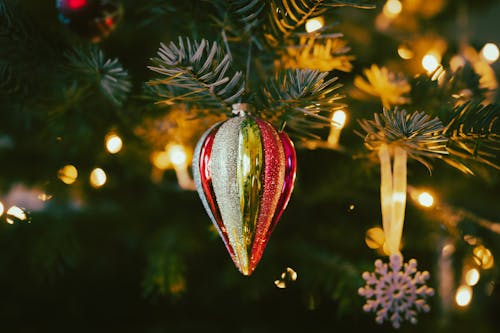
[232, 103, 250, 117]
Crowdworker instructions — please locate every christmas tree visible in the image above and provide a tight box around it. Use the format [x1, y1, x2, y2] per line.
[0, 0, 499, 331]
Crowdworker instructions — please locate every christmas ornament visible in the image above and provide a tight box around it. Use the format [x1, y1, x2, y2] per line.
[56, 0, 123, 42]
[358, 254, 435, 329]
[358, 143, 435, 328]
[192, 104, 296, 276]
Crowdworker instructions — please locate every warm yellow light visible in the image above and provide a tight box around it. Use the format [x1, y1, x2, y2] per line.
[0, 201, 3, 217]
[473, 245, 494, 270]
[481, 43, 499, 63]
[455, 285, 472, 307]
[38, 193, 52, 202]
[332, 110, 347, 128]
[105, 133, 123, 154]
[365, 227, 385, 249]
[418, 192, 434, 207]
[58, 164, 78, 185]
[397, 46, 414, 60]
[90, 168, 107, 188]
[465, 268, 480, 286]
[274, 267, 298, 289]
[6, 206, 27, 224]
[151, 151, 170, 170]
[167, 144, 187, 167]
[422, 54, 440, 73]
[305, 16, 324, 33]
[383, 0, 402, 18]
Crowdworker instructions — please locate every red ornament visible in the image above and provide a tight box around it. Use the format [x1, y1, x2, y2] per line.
[193, 108, 296, 275]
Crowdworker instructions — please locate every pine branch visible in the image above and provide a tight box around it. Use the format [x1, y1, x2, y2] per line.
[265, 0, 374, 46]
[260, 69, 344, 138]
[148, 37, 245, 112]
[358, 108, 448, 170]
[65, 46, 131, 107]
[441, 100, 500, 172]
[230, 0, 266, 32]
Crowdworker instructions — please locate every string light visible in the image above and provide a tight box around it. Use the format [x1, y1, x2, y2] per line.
[90, 168, 107, 188]
[465, 268, 480, 286]
[327, 110, 347, 147]
[151, 151, 170, 170]
[166, 144, 188, 167]
[455, 285, 472, 307]
[105, 133, 123, 154]
[383, 0, 402, 19]
[6, 206, 28, 224]
[422, 53, 440, 73]
[0, 201, 4, 217]
[58, 164, 78, 185]
[365, 227, 385, 249]
[417, 192, 434, 207]
[481, 43, 499, 63]
[472, 245, 494, 270]
[305, 16, 324, 33]
[397, 46, 414, 60]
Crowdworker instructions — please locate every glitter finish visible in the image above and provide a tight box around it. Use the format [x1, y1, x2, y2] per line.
[249, 119, 285, 270]
[210, 117, 248, 273]
[193, 122, 237, 261]
[193, 115, 297, 275]
[266, 131, 296, 239]
[237, 117, 263, 267]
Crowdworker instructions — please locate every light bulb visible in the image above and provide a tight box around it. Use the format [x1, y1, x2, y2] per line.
[383, 0, 402, 18]
[105, 133, 123, 154]
[0, 201, 4, 217]
[422, 53, 440, 73]
[90, 168, 107, 188]
[417, 192, 434, 207]
[455, 285, 472, 307]
[465, 268, 480, 286]
[6, 206, 27, 224]
[397, 46, 414, 60]
[58, 164, 78, 185]
[332, 110, 347, 128]
[305, 17, 324, 33]
[481, 43, 499, 63]
[167, 144, 187, 167]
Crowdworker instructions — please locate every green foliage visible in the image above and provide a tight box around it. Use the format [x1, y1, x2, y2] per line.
[358, 108, 448, 169]
[260, 69, 344, 137]
[148, 37, 245, 112]
[265, 0, 374, 46]
[442, 100, 500, 172]
[65, 45, 132, 107]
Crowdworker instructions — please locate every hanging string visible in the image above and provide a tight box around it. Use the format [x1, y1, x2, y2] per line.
[378, 144, 407, 255]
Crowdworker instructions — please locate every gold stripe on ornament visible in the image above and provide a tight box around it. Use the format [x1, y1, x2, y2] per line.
[237, 117, 263, 259]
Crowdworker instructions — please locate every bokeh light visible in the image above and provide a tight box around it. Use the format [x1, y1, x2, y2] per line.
[465, 268, 480, 286]
[58, 164, 78, 185]
[417, 192, 434, 207]
[481, 43, 499, 63]
[105, 133, 123, 154]
[167, 144, 187, 167]
[90, 168, 107, 188]
[6, 206, 28, 224]
[422, 53, 440, 73]
[455, 285, 472, 307]
[305, 17, 324, 33]
[383, 0, 402, 18]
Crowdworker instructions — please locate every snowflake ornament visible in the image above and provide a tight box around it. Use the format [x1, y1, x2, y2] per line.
[358, 254, 435, 329]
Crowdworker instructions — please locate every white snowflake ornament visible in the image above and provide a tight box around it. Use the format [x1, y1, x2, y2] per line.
[358, 254, 435, 329]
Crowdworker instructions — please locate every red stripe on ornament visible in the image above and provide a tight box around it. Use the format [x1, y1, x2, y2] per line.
[249, 119, 286, 272]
